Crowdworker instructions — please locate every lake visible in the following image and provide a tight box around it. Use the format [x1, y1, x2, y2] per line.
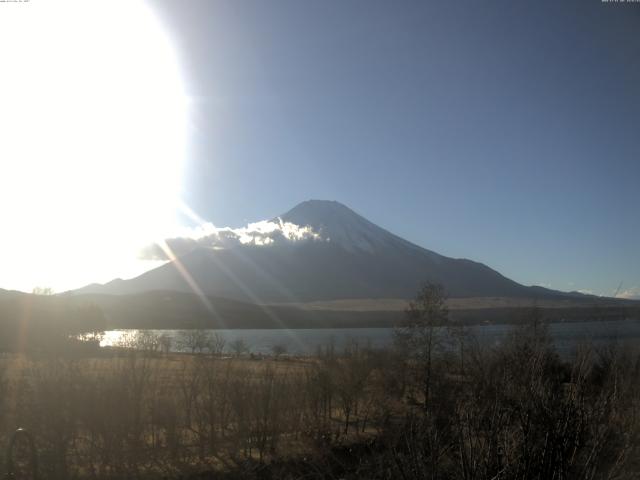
[101, 319, 640, 357]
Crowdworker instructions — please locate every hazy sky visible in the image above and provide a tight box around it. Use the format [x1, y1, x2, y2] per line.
[148, 0, 639, 298]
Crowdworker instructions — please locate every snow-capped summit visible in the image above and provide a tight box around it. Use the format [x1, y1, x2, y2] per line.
[277, 200, 414, 254]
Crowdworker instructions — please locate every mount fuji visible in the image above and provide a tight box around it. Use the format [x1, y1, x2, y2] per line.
[75, 200, 575, 303]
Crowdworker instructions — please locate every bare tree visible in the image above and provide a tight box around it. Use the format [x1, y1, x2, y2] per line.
[271, 343, 287, 360]
[135, 331, 161, 355]
[32, 286, 55, 295]
[158, 333, 172, 355]
[395, 282, 449, 408]
[207, 332, 226, 356]
[177, 329, 210, 354]
[229, 338, 249, 358]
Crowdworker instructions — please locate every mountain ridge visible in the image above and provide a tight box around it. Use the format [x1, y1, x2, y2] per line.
[73, 200, 592, 302]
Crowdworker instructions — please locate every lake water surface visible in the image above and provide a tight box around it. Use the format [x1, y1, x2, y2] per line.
[101, 319, 640, 357]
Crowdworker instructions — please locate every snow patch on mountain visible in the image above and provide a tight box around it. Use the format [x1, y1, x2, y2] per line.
[279, 199, 427, 254]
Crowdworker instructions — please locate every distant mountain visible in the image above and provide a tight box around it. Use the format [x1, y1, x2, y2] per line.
[74, 200, 588, 303]
[64, 290, 640, 330]
[0, 288, 24, 300]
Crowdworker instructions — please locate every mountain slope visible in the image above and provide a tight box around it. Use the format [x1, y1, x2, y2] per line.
[75, 200, 574, 302]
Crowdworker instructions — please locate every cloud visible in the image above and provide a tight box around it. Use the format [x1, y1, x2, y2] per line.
[615, 286, 640, 300]
[576, 289, 595, 296]
[140, 218, 322, 260]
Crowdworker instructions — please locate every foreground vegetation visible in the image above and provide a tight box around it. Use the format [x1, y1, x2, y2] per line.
[0, 332, 639, 478]
[1, 286, 640, 479]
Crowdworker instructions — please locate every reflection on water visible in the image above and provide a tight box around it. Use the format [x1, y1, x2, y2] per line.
[99, 319, 640, 357]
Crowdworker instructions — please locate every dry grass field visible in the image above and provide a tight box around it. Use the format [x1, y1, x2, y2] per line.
[2, 317, 640, 479]
[273, 295, 633, 312]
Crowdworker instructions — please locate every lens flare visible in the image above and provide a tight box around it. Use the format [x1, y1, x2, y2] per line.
[0, 0, 187, 291]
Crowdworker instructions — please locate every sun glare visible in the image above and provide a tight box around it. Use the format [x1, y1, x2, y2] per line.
[0, 1, 186, 291]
